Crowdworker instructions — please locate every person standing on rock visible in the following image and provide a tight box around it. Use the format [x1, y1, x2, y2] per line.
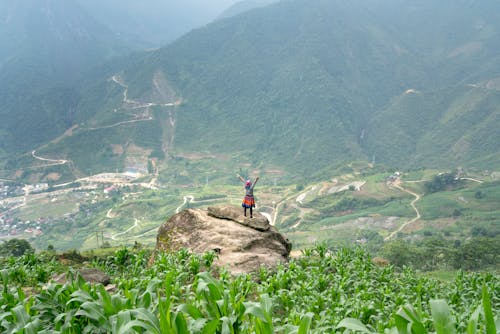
[237, 174, 259, 218]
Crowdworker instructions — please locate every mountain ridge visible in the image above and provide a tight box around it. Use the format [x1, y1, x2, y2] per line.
[2, 0, 500, 181]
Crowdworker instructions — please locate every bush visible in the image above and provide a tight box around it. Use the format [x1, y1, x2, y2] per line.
[0, 239, 34, 257]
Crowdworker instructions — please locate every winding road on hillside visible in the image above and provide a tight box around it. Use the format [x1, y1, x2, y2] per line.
[384, 182, 421, 241]
[86, 117, 154, 131]
[31, 150, 68, 167]
[111, 218, 140, 241]
[176, 195, 195, 213]
[460, 177, 483, 184]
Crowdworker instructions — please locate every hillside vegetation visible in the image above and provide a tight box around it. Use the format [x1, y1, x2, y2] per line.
[5, 0, 499, 181]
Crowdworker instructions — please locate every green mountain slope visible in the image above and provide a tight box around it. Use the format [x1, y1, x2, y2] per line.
[4, 0, 500, 179]
[124, 0, 500, 172]
[364, 85, 500, 168]
[112, 0, 432, 172]
[0, 0, 130, 161]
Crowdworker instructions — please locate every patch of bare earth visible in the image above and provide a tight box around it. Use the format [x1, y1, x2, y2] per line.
[318, 216, 401, 231]
[402, 220, 424, 233]
[45, 173, 61, 181]
[52, 125, 78, 145]
[111, 144, 124, 155]
[176, 152, 216, 160]
[264, 168, 285, 176]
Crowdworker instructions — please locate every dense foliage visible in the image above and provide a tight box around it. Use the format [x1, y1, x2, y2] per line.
[382, 237, 500, 271]
[0, 246, 498, 333]
[0, 239, 34, 258]
[424, 173, 464, 194]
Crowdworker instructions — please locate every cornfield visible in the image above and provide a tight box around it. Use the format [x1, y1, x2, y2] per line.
[0, 246, 498, 333]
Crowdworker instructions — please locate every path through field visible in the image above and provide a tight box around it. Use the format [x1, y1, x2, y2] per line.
[384, 182, 421, 241]
[111, 218, 140, 241]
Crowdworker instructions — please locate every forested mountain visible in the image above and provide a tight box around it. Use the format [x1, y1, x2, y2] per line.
[0, 0, 237, 166]
[76, 0, 240, 47]
[218, 0, 277, 19]
[0, 0, 128, 79]
[3, 0, 500, 179]
[0, 0, 130, 158]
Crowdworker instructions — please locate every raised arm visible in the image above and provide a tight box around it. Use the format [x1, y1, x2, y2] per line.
[251, 176, 260, 189]
[236, 174, 245, 183]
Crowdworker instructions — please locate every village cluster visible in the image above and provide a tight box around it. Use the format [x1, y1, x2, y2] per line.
[0, 179, 126, 242]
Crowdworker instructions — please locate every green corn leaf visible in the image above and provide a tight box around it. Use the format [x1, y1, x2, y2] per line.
[397, 305, 427, 334]
[297, 312, 314, 334]
[137, 290, 152, 309]
[68, 290, 94, 305]
[97, 285, 115, 316]
[112, 294, 127, 312]
[110, 310, 133, 334]
[0, 311, 13, 323]
[12, 304, 30, 327]
[114, 319, 148, 334]
[221, 316, 233, 334]
[260, 294, 273, 315]
[394, 313, 411, 334]
[244, 303, 270, 323]
[466, 305, 481, 334]
[74, 301, 106, 324]
[174, 312, 189, 334]
[244, 300, 274, 334]
[202, 318, 219, 334]
[384, 328, 399, 334]
[158, 298, 173, 332]
[1, 269, 8, 292]
[197, 272, 223, 300]
[482, 286, 496, 334]
[336, 318, 373, 333]
[189, 318, 208, 332]
[179, 304, 203, 319]
[430, 300, 456, 334]
[131, 308, 162, 334]
[22, 319, 41, 334]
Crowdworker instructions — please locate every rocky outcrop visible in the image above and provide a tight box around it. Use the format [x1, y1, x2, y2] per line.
[52, 268, 111, 285]
[155, 205, 292, 274]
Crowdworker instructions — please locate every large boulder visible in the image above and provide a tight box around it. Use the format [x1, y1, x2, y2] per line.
[155, 205, 292, 274]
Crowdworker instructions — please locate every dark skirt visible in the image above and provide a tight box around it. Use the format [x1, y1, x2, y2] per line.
[242, 195, 255, 208]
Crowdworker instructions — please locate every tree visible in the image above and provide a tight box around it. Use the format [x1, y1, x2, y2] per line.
[0, 238, 35, 257]
[424, 172, 463, 194]
[381, 240, 416, 268]
[454, 237, 500, 270]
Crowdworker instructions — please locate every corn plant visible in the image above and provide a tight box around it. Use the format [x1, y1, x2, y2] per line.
[0, 246, 498, 333]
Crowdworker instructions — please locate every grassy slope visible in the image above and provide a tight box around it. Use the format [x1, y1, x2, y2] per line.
[364, 86, 500, 169]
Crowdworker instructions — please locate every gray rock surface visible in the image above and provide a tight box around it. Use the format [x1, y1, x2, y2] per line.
[156, 205, 292, 274]
[52, 268, 111, 285]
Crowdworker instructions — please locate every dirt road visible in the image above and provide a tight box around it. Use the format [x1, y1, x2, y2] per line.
[384, 183, 421, 241]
